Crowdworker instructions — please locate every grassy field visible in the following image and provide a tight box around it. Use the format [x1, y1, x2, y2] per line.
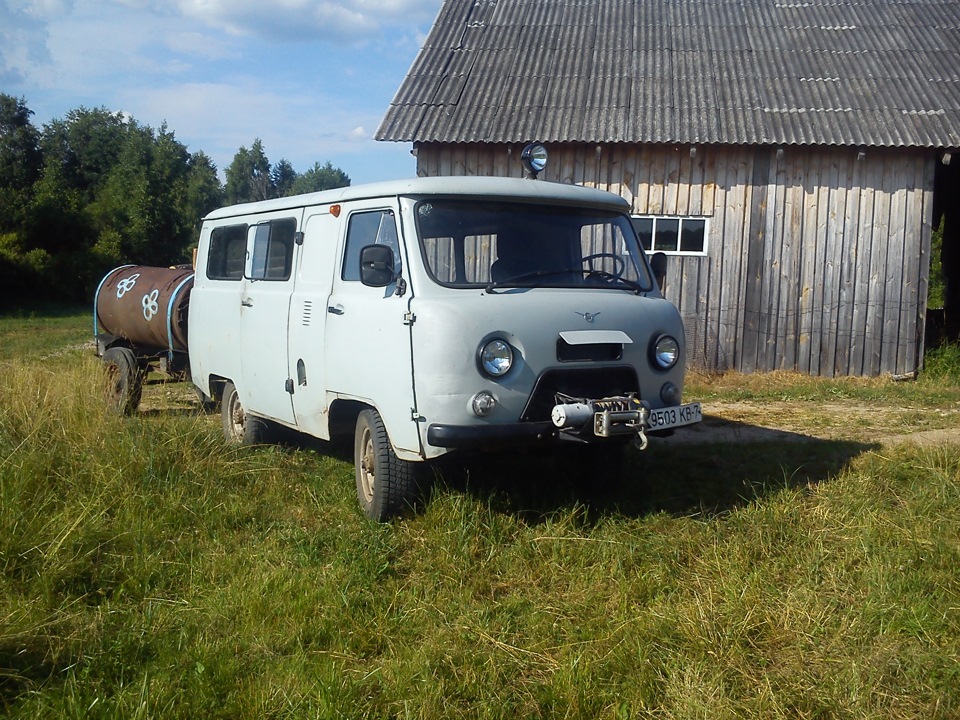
[1, 310, 959, 718]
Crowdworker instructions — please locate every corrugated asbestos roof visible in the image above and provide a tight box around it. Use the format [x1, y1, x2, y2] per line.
[376, 0, 960, 147]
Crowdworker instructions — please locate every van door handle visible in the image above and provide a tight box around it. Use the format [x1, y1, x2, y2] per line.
[241, 298, 253, 307]
[327, 305, 344, 315]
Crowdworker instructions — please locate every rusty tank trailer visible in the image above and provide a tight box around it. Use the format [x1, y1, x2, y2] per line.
[93, 264, 195, 413]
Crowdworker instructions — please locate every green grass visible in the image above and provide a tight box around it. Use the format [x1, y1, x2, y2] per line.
[2, 313, 959, 718]
[686, 353, 960, 406]
[924, 342, 960, 382]
[0, 306, 91, 361]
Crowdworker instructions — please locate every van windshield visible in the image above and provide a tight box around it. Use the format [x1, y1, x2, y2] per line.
[415, 200, 655, 292]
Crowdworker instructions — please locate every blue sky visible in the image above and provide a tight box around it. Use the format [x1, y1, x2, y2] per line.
[1, 0, 444, 184]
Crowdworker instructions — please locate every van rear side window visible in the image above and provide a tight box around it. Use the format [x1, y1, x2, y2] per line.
[250, 218, 296, 281]
[207, 224, 247, 280]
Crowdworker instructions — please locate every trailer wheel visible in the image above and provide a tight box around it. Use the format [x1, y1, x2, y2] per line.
[221, 381, 267, 445]
[101, 346, 143, 415]
[354, 408, 417, 521]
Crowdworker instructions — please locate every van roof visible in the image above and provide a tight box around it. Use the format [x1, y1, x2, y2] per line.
[203, 176, 630, 221]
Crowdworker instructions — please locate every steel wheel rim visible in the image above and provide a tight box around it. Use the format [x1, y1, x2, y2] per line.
[359, 425, 375, 503]
[104, 364, 123, 404]
[229, 395, 245, 439]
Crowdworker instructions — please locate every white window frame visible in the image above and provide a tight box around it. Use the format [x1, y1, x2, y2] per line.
[632, 215, 709, 256]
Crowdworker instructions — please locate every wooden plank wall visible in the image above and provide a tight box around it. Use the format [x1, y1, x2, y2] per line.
[414, 142, 935, 377]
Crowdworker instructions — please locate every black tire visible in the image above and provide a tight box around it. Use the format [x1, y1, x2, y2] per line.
[354, 408, 418, 521]
[101, 346, 143, 415]
[220, 381, 268, 445]
[194, 386, 218, 414]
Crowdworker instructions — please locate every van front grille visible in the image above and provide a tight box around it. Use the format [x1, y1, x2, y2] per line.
[519, 367, 640, 422]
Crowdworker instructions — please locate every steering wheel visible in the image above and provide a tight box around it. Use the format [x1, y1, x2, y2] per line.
[582, 252, 625, 282]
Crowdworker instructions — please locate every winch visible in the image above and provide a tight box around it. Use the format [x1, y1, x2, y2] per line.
[550, 393, 651, 450]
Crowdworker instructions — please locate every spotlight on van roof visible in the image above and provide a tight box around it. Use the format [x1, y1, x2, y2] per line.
[521, 143, 548, 179]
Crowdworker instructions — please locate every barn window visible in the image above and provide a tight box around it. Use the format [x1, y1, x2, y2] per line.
[631, 216, 708, 256]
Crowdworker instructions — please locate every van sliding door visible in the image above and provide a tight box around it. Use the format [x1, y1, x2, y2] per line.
[239, 212, 301, 425]
[288, 208, 339, 438]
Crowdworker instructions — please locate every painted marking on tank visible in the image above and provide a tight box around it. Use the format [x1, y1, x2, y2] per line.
[116, 273, 140, 299]
[142, 289, 160, 321]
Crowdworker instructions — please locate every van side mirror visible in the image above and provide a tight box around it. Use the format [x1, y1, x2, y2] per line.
[650, 252, 667, 291]
[359, 245, 397, 287]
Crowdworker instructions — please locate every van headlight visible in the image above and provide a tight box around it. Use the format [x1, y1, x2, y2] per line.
[652, 335, 680, 369]
[478, 339, 513, 378]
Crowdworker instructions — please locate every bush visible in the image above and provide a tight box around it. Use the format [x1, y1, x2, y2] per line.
[923, 342, 960, 382]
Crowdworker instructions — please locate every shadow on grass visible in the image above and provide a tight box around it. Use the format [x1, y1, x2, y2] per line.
[430, 419, 880, 523]
[131, 402, 878, 524]
[137, 408, 208, 419]
[0, 639, 62, 709]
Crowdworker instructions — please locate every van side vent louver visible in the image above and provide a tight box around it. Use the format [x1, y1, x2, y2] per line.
[302, 300, 313, 326]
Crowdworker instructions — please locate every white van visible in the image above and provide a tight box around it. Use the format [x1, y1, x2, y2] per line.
[189, 173, 700, 520]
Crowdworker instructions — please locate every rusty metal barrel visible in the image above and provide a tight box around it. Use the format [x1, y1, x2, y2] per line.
[94, 265, 194, 354]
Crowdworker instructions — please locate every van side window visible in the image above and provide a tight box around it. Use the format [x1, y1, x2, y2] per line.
[342, 210, 400, 281]
[207, 224, 248, 280]
[250, 218, 296, 281]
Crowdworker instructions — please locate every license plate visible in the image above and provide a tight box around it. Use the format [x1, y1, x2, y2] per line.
[647, 402, 702, 430]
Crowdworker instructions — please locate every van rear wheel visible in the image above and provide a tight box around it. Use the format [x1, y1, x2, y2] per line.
[221, 381, 267, 445]
[354, 409, 416, 521]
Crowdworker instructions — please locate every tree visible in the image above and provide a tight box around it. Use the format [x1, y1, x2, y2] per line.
[87, 122, 222, 268]
[226, 140, 351, 203]
[0, 98, 228, 304]
[40, 107, 128, 198]
[184, 151, 224, 232]
[225, 138, 272, 204]
[271, 158, 296, 198]
[0, 105, 360, 304]
[290, 161, 350, 195]
[5, 106, 227, 301]
[0, 94, 42, 232]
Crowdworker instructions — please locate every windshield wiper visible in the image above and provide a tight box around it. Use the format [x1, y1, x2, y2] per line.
[485, 269, 644, 294]
[484, 269, 577, 293]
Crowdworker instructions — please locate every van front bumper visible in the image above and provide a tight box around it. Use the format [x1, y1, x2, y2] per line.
[427, 421, 554, 449]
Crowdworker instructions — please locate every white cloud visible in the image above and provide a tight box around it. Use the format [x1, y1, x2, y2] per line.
[164, 30, 240, 60]
[8, 0, 75, 19]
[118, 0, 441, 43]
[0, 1, 56, 84]
[3, 0, 427, 183]
[124, 80, 393, 175]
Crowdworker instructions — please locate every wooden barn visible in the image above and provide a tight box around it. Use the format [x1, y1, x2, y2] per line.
[376, 0, 960, 377]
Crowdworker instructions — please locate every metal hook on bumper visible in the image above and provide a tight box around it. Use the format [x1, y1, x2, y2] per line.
[634, 426, 648, 451]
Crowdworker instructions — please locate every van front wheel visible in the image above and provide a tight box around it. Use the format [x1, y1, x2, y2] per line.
[354, 409, 416, 521]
